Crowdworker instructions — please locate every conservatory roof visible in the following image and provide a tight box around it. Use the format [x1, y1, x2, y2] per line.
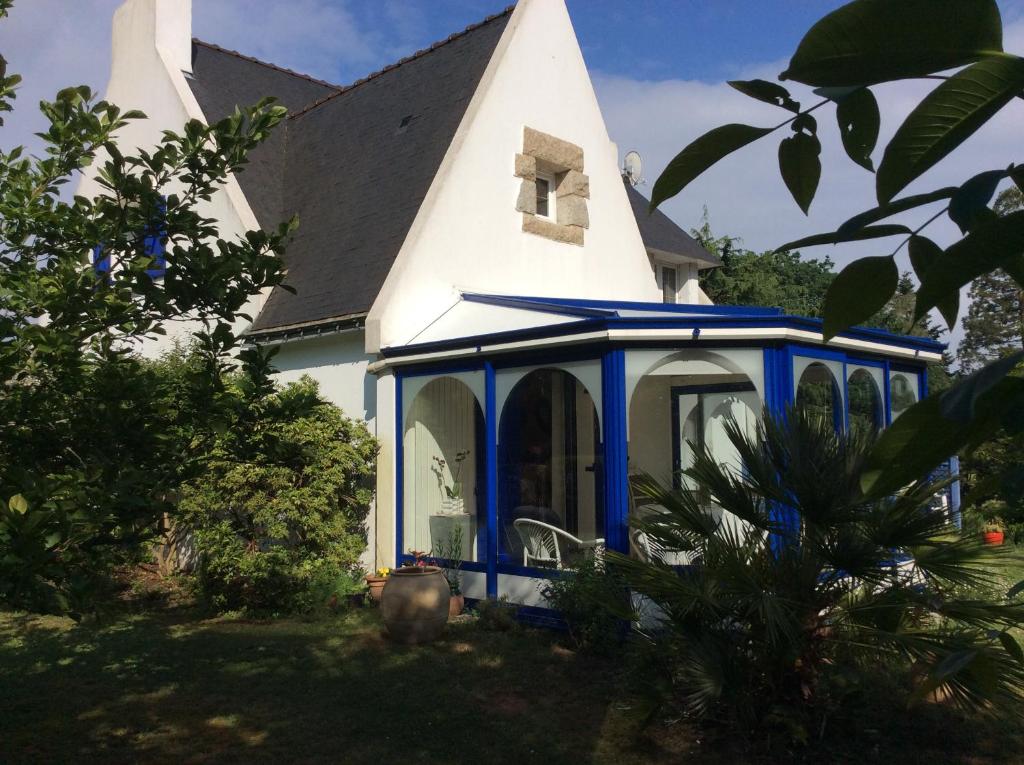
[380, 292, 946, 365]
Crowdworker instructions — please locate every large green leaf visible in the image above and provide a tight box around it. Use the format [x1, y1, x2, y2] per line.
[822, 255, 897, 339]
[948, 169, 1004, 233]
[777, 224, 910, 252]
[781, 0, 1004, 87]
[728, 79, 799, 112]
[907, 236, 959, 327]
[836, 88, 879, 171]
[877, 56, 1024, 203]
[838, 188, 957, 235]
[915, 211, 1024, 321]
[650, 124, 773, 210]
[862, 367, 1024, 498]
[778, 132, 821, 214]
[940, 350, 1024, 424]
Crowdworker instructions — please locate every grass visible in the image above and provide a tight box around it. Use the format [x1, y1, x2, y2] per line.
[3, 565, 1024, 765]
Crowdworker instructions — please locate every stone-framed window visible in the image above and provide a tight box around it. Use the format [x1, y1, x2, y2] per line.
[514, 127, 589, 246]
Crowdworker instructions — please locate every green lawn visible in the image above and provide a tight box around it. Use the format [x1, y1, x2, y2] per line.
[3, 569, 1024, 765]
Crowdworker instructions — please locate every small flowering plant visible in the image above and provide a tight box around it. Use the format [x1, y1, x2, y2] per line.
[376, 567, 391, 578]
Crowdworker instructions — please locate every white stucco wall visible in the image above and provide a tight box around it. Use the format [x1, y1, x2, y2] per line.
[76, 0, 266, 360]
[367, 0, 683, 352]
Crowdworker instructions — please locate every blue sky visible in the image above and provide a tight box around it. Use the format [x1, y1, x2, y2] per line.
[2, 0, 1023, 350]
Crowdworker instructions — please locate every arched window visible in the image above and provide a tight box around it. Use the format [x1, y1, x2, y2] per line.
[497, 367, 601, 565]
[796, 362, 842, 430]
[403, 376, 484, 562]
[848, 368, 883, 434]
[889, 372, 919, 420]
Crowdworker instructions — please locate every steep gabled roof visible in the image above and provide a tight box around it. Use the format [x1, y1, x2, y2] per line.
[624, 180, 721, 268]
[185, 9, 513, 334]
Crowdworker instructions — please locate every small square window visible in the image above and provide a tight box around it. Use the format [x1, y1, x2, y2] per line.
[536, 173, 555, 219]
[661, 265, 678, 304]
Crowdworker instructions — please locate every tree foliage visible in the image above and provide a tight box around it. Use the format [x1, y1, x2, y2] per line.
[653, 0, 1024, 495]
[0, 0, 295, 614]
[177, 363, 377, 615]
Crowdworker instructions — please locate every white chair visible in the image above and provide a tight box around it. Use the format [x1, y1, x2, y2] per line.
[512, 518, 604, 568]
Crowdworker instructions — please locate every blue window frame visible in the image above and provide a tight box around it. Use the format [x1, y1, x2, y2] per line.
[90, 198, 167, 280]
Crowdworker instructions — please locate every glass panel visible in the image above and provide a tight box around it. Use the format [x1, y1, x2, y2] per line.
[662, 266, 677, 304]
[402, 376, 485, 562]
[889, 371, 919, 421]
[626, 348, 764, 561]
[848, 367, 883, 434]
[796, 361, 841, 429]
[536, 177, 550, 218]
[497, 368, 602, 568]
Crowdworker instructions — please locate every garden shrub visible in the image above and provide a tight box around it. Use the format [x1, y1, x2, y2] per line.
[178, 375, 377, 614]
[476, 596, 519, 631]
[541, 555, 628, 655]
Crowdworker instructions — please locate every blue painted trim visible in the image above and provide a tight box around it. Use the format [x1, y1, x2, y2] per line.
[471, 293, 783, 316]
[883, 360, 893, 425]
[461, 292, 619, 318]
[601, 349, 629, 556]
[394, 371, 404, 566]
[399, 554, 488, 573]
[484, 361, 498, 599]
[498, 562, 565, 579]
[380, 313, 945, 360]
[398, 360, 486, 379]
[949, 455, 962, 529]
[842, 362, 850, 432]
[491, 346, 604, 369]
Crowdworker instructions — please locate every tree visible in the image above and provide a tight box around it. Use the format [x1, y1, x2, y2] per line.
[959, 188, 1024, 373]
[0, 0, 295, 613]
[693, 212, 835, 317]
[650, 0, 1024, 497]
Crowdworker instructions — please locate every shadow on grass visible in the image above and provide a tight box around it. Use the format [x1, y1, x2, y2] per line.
[3, 603, 1023, 765]
[0, 606, 638, 765]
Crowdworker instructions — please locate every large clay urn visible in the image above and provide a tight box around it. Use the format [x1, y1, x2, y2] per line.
[381, 565, 450, 644]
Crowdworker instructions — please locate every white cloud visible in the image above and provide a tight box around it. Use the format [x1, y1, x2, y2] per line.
[593, 17, 1024, 350]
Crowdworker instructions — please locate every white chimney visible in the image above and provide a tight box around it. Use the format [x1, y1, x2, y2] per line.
[112, 0, 193, 77]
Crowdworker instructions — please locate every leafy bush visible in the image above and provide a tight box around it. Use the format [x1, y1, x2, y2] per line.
[541, 555, 627, 655]
[611, 408, 1024, 750]
[475, 596, 519, 632]
[178, 374, 377, 614]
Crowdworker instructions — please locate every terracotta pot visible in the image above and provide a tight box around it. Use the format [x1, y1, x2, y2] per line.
[381, 565, 449, 644]
[983, 531, 1005, 546]
[365, 575, 388, 603]
[449, 593, 465, 617]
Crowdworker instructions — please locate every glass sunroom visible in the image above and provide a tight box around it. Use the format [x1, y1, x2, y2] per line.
[387, 293, 944, 619]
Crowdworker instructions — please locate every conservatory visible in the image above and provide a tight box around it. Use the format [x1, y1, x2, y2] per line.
[384, 293, 943, 619]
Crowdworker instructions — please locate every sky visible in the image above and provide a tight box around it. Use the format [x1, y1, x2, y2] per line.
[2, 0, 1023, 352]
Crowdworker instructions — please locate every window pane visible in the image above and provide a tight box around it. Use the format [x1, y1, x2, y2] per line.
[403, 377, 485, 562]
[536, 178, 550, 218]
[661, 267, 677, 303]
[889, 372, 918, 420]
[498, 368, 602, 568]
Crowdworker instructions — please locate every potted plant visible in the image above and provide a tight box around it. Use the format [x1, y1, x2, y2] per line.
[365, 567, 390, 603]
[432, 451, 470, 515]
[983, 518, 1006, 546]
[432, 528, 466, 616]
[381, 561, 450, 644]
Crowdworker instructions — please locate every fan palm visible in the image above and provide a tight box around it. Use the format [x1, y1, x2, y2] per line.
[611, 408, 1024, 737]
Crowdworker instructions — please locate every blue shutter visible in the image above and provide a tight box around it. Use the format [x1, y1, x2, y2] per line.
[92, 244, 110, 276]
[144, 198, 167, 278]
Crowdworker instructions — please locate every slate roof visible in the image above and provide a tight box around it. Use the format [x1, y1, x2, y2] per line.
[185, 7, 717, 335]
[624, 180, 721, 268]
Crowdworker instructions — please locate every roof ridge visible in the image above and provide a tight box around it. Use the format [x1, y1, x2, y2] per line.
[289, 5, 515, 121]
[191, 39, 345, 92]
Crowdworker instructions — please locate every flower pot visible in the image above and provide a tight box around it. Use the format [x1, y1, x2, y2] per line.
[381, 565, 450, 644]
[365, 575, 388, 603]
[983, 531, 1005, 546]
[441, 497, 465, 515]
[449, 593, 465, 617]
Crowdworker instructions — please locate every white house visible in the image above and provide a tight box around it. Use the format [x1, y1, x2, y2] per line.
[84, 0, 943, 614]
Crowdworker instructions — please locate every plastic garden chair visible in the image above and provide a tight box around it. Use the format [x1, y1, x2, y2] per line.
[512, 518, 604, 568]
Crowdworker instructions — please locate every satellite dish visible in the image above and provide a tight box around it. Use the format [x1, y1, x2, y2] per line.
[622, 150, 643, 186]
